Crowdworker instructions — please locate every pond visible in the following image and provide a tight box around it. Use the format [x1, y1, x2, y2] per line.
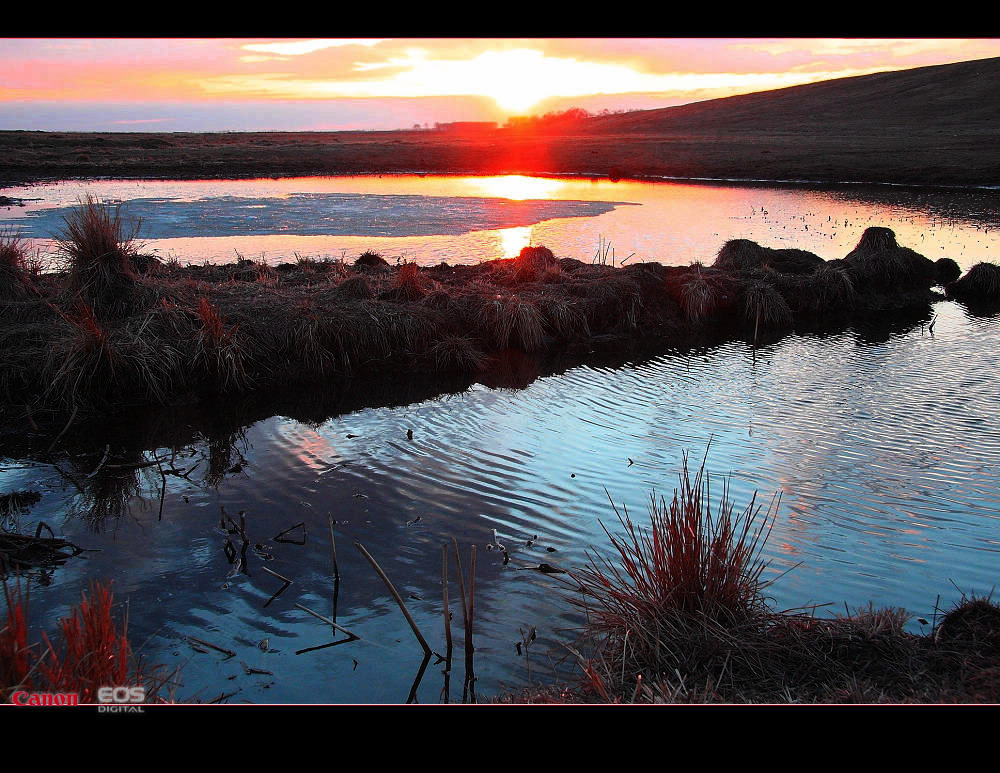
[2, 174, 1000, 270]
[2, 174, 1000, 704]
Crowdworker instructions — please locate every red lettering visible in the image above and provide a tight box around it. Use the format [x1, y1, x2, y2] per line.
[9, 691, 80, 706]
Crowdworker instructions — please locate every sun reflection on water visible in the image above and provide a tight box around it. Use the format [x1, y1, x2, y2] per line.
[497, 226, 533, 258]
[467, 175, 566, 201]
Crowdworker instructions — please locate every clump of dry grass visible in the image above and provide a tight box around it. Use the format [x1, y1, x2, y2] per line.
[57, 195, 147, 319]
[573, 451, 777, 629]
[473, 294, 546, 351]
[230, 256, 276, 286]
[674, 267, 729, 324]
[567, 274, 643, 330]
[714, 240, 823, 275]
[191, 297, 255, 393]
[946, 262, 1000, 304]
[513, 246, 560, 283]
[713, 239, 767, 272]
[845, 226, 898, 258]
[335, 275, 375, 300]
[539, 295, 590, 340]
[800, 264, 857, 315]
[935, 257, 962, 286]
[274, 302, 338, 377]
[567, 450, 778, 700]
[355, 250, 389, 268]
[742, 277, 793, 337]
[2, 579, 175, 704]
[554, 450, 1000, 704]
[42, 302, 185, 409]
[936, 593, 1000, 654]
[428, 335, 489, 372]
[0, 229, 33, 300]
[385, 262, 428, 301]
[843, 227, 937, 293]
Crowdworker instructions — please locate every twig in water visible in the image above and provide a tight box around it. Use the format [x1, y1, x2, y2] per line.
[406, 652, 432, 704]
[46, 404, 78, 455]
[355, 541, 432, 657]
[86, 445, 110, 479]
[274, 521, 306, 544]
[294, 602, 361, 641]
[187, 636, 236, 659]
[452, 537, 477, 703]
[261, 566, 292, 608]
[328, 515, 340, 580]
[442, 544, 453, 660]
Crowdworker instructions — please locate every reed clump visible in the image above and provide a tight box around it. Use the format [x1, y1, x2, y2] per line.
[473, 294, 546, 352]
[572, 452, 776, 644]
[843, 227, 937, 293]
[1, 579, 174, 704]
[191, 297, 256, 393]
[946, 262, 1000, 304]
[57, 195, 149, 320]
[668, 266, 731, 324]
[778, 264, 857, 316]
[384, 262, 428, 302]
[0, 230, 33, 300]
[548, 452, 1000, 704]
[714, 239, 823, 275]
[355, 250, 389, 268]
[512, 246, 560, 283]
[428, 335, 489, 373]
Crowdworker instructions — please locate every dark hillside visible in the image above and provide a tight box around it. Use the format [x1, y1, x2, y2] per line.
[586, 57, 1000, 136]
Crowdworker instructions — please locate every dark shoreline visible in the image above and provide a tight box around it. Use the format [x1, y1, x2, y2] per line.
[3, 125, 998, 191]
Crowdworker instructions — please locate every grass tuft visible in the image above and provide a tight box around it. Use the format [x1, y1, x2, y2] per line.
[714, 239, 767, 272]
[570, 450, 778, 687]
[514, 246, 559, 282]
[0, 229, 33, 300]
[387, 262, 428, 301]
[742, 277, 793, 335]
[2, 579, 174, 704]
[191, 298, 254, 392]
[355, 250, 389, 268]
[947, 262, 1000, 304]
[428, 335, 489, 372]
[57, 195, 146, 319]
[474, 294, 546, 351]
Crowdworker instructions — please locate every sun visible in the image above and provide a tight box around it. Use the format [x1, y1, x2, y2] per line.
[469, 50, 559, 115]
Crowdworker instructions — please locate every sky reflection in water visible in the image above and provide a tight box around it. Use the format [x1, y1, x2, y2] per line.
[2, 174, 999, 269]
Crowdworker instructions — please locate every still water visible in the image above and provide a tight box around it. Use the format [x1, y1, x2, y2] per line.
[2, 175, 1000, 703]
[3, 174, 1000, 269]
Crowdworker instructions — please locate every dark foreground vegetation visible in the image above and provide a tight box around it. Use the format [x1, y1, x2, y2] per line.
[498, 453, 1000, 704]
[2, 198, 998, 433]
[1, 580, 176, 704]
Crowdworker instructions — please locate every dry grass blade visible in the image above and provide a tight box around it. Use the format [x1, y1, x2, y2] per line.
[355, 541, 431, 656]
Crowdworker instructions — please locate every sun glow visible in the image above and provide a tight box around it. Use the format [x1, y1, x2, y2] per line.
[471, 175, 566, 201]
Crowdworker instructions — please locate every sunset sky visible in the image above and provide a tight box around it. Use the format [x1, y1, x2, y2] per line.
[3, 38, 999, 132]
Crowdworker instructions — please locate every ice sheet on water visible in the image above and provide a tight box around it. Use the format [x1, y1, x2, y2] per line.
[11, 192, 627, 240]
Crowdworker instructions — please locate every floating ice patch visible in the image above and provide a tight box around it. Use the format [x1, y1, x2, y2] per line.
[10, 193, 630, 239]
